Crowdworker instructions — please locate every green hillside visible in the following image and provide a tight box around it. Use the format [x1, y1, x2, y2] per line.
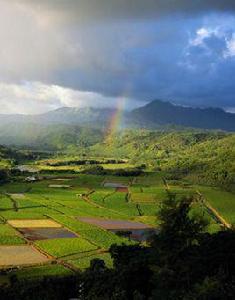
[0, 123, 103, 150]
[89, 130, 235, 189]
[0, 127, 234, 190]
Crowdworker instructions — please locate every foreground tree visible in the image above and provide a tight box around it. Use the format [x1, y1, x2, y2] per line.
[79, 194, 235, 300]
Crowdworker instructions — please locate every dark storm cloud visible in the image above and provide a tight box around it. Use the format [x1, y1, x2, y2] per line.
[21, 0, 235, 21]
[0, 1, 235, 113]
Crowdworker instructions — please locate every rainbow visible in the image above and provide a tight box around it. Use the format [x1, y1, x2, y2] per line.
[105, 97, 125, 144]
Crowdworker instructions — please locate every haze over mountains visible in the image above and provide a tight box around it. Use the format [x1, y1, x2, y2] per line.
[0, 99, 234, 149]
[0, 100, 234, 129]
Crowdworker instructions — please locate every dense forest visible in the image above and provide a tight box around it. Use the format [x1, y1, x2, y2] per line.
[90, 130, 235, 190]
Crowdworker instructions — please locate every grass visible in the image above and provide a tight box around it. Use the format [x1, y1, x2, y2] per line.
[36, 237, 97, 258]
[48, 214, 134, 249]
[11, 264, 73, 280]
[198, 186, 235, 224]
[68, 252, 113, 269]
[131, 193, 157, 203]
[0, 224, 25, 245]
[0, 170, 232, 278]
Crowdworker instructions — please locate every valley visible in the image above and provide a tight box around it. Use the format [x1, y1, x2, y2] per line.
[0, 149, 234, 283]
[0, 103, 234, 293]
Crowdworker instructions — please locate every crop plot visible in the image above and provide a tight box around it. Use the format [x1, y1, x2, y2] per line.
[8, 193, 25, 199]
[48, 185, 71, 188]
[116, 187, 128, 193]
[79, 217, 151, 230]
[36, 237, 97, 258]
[52, 178, 71, 181]
[0, 245, 50, 267]
[0, 224, 25, 245]
[1, 170, 229, 276]
[8, 219, 62, 228]
[103, 182, 128, 188]
[8, 219, 77, 241]
[131, 193, 157, 203]
[18, 227, 78, 241]
[78, 217, 154, 241]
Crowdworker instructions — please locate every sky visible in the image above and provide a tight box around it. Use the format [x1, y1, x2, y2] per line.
[0, 0, 235, 114]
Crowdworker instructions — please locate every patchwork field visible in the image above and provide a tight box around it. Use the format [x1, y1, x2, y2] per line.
[8, 219, 62, 228]
[0, 245, 50, 267]
[0, 171, 234, 281]
[18, 227, 78, 241]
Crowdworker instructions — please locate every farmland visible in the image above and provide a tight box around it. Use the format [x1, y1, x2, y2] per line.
[0, 165, 234, 284]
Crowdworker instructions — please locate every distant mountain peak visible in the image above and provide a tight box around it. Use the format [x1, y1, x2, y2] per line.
[130, 99, 235, 131]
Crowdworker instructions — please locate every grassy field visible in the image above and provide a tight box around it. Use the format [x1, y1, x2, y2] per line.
[0, 169, 234, 282]
[197, 186, 235, 225]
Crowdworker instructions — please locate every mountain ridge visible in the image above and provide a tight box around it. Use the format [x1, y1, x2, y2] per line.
[0, 99, 234, 132]
[129, 99, 235, 131]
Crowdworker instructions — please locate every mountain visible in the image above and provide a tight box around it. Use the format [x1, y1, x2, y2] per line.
[0, 107, 117, 127]
[0, 100, 234, 149]
[34, 106, 118, 126]
[130, 100, 235, 131]
[1, 99, 234, 131]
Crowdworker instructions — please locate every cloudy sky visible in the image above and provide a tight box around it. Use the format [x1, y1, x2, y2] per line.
[0, 0, 235, 114]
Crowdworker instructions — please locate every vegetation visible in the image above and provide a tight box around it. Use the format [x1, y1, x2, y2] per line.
[2, 193, 234, 299]
[78, 195, 235, 300]
[0, 224, 25, 245]
[0, 125, 234, 299]
[36, 238, 97, 258]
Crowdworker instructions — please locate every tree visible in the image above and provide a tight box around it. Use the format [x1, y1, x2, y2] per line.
[0, 168, 9, 183]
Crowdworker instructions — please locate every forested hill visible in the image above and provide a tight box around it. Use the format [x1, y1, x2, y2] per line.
[90, 131, 235, 190]
[0, 123, 103, 150]
[129, 100, 235, 131]
[0, 145, 24, 168]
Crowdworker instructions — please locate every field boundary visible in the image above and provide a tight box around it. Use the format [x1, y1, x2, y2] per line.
[196, 191, 231, 229]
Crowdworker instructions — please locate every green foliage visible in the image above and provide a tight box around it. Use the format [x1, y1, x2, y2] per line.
[165, 134, 235, 190]
[78, 196, 235, 300]
[68, 252, 113, 269]
[0, 123, 103, 151]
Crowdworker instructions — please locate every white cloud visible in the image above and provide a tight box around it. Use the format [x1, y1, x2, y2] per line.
[190, 27, 212, 46]
[0, 81, 134, 114]
[0, 1, 234, 111]
[224, 33, 235, 57]
[225, 107, 235, 113]
[0, 1, 78, 83]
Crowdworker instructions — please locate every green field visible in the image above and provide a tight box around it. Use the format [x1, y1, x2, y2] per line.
[0, 169, 234, 282]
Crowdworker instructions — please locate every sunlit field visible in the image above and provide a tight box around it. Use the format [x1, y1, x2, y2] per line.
[0, 165, 234, 284]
